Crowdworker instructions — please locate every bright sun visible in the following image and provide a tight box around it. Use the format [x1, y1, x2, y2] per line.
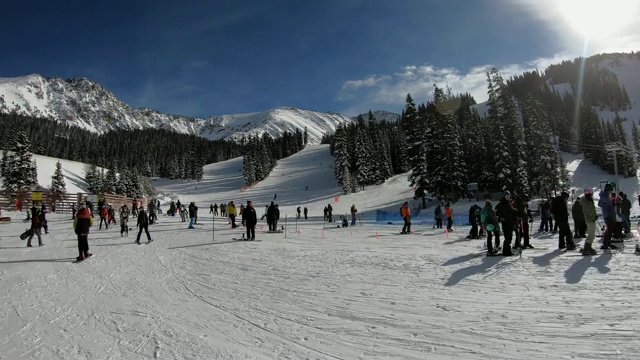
[558, 0, 638, 39]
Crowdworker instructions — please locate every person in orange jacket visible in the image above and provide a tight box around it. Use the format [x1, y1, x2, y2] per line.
[445, 203, 454, 231]
[400, 202, 411, 234]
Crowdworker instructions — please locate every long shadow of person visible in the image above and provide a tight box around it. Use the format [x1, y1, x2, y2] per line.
[532, 249, 564, 267]
[445, 255, 505, 286]
[564, 254, 612, 284]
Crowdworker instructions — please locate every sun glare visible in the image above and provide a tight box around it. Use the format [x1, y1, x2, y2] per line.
[558, 0, 638, 39]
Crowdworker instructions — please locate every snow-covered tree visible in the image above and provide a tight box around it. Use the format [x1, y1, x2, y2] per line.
[1, 131, 38, 192]
[50, 160, 66, 193]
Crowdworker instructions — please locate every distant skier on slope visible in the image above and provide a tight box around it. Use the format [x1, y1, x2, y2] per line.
[73, 203, 93, 261]
[242, 201, 257, 240]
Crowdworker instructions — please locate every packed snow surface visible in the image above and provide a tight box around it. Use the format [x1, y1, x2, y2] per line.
[1, 145, 640, 359]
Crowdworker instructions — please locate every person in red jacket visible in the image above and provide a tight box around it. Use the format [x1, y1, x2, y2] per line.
[99, 206, 109, 230]
[401, 202, 411, 234]
[73, 203, 93, 261]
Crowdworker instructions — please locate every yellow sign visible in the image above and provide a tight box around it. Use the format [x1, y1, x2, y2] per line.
[31, 191, 43, 201]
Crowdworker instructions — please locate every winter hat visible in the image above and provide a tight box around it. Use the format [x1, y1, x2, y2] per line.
[584, 188, 593, 195]
[504, 190, 511, 197]
[79, 203, 86, 209]
[561, 191, 570, 198]
[403, 201, 409, 205]
[485, 200, 492, 206]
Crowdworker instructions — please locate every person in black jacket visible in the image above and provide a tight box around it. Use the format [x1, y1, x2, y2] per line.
[188, 202, 197, 229]
[495, 191, 516, 256]
[73, 203, 93, 261]
[572, 197, 586, 238]
[467, 204, 482, 239]
[136, 207, 152, 244]
[27, 205, 43, 247]
[552, 191, 575, 250]
[267, 201, 277, 231]
[242, 200, 258, 240]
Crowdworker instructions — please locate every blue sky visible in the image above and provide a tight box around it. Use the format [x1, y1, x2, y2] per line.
[2, 0, 639, 117]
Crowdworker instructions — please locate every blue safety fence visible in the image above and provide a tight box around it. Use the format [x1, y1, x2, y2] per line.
[355, 207, 471, 226]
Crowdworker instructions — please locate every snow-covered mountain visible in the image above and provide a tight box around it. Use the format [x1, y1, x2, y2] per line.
[0, 74, 353, 143]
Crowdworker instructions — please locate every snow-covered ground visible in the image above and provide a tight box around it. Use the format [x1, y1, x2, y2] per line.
[1, 145, 640, 359]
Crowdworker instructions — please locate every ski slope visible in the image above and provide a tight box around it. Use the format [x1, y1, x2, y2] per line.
[1, 146, 640, 359]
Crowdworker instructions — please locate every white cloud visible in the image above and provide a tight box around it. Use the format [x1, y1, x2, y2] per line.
[337, 54, 576, 116]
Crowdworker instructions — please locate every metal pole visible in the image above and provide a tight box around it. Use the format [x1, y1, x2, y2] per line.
[612, 149, 619, 191]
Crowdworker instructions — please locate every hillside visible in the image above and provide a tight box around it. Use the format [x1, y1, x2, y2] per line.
[0, 74, 352, 144]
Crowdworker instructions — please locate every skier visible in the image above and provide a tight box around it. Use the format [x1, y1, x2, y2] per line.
[242, 200, 257, 240]
[495, 191, 516, 256]
[73, 203, 93, 261]
[228, 201, 238, 228]
[303, 207, 308, 220]
[350, 204, 357, 226]
[296, 206, 301, 219]
[598, 184, 616, 250]
[327, 204, 333, 222]
[220, 202, 226, 217]
[27, 205, 43, 247]
[120, 204, 130, 237]
[273, 193, 277, 200]
[552, 191, 576, 250]
[434, 204, 443, 229]
[136, 207, 152, 244]
[209, 204, 214, 214]
[188, 202, 198, 229]
[580, 188, 598, 255]
[213, 203, 219, 216]
[265, 202, 275, 231]
[400, 201, 411, 234]
[481, 200, 501, 256]
[444, 203, 453, 231]
[323, 206, 328, 222]
[467, 204, 482, 239]
[572, 197, 586, 238]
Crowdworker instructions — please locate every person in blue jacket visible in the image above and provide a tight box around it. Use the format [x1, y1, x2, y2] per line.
[598, 183, 617, 250]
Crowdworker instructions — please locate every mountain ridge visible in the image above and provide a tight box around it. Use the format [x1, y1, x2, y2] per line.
[0, 74, 355, 143]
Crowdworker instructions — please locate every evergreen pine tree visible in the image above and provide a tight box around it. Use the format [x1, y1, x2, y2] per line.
[84, 164, 100, 194]
[103, 168, 117, 194]
[50, 161, 66, 193]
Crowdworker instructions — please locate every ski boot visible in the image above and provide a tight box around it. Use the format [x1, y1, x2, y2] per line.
[581, 244, 597, 256]
[566, 242, 577, 251]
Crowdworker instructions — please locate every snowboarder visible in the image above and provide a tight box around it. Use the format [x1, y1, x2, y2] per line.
[303, 207, 308, 220]
[495, 191, 516, 256]
[73, 203, 93, 261]
[467, 204, 482, 239]
[598, 184, 616, 250]
[267, 201, 277, 231]
[572, 197, 586, 238]
[444, 203, 453, 231]
[621, 192, 631, 235]
[552, 191, 576, 250]
[481, 200, 501, 256]
[228, 201, 238, 228]
[581, 188, 598, 255]
[188, 202, 198, 229]
[120, 204, 130, 237]
[242, 200, 257, 240]
[434, 205, 443, 229]
[99, 206, 108, 230]
[400, 201, 411, 234]
[350, 204, 357, 226]
[136, 207, 152, 244]
[39, 203, 49, 234]
[27, 206, 43, 247]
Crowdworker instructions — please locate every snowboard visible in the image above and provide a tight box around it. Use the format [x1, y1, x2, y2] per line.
[73, 254, 94, 263]
[232, 237, 260, 242]
[20, 228, 33, 240]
